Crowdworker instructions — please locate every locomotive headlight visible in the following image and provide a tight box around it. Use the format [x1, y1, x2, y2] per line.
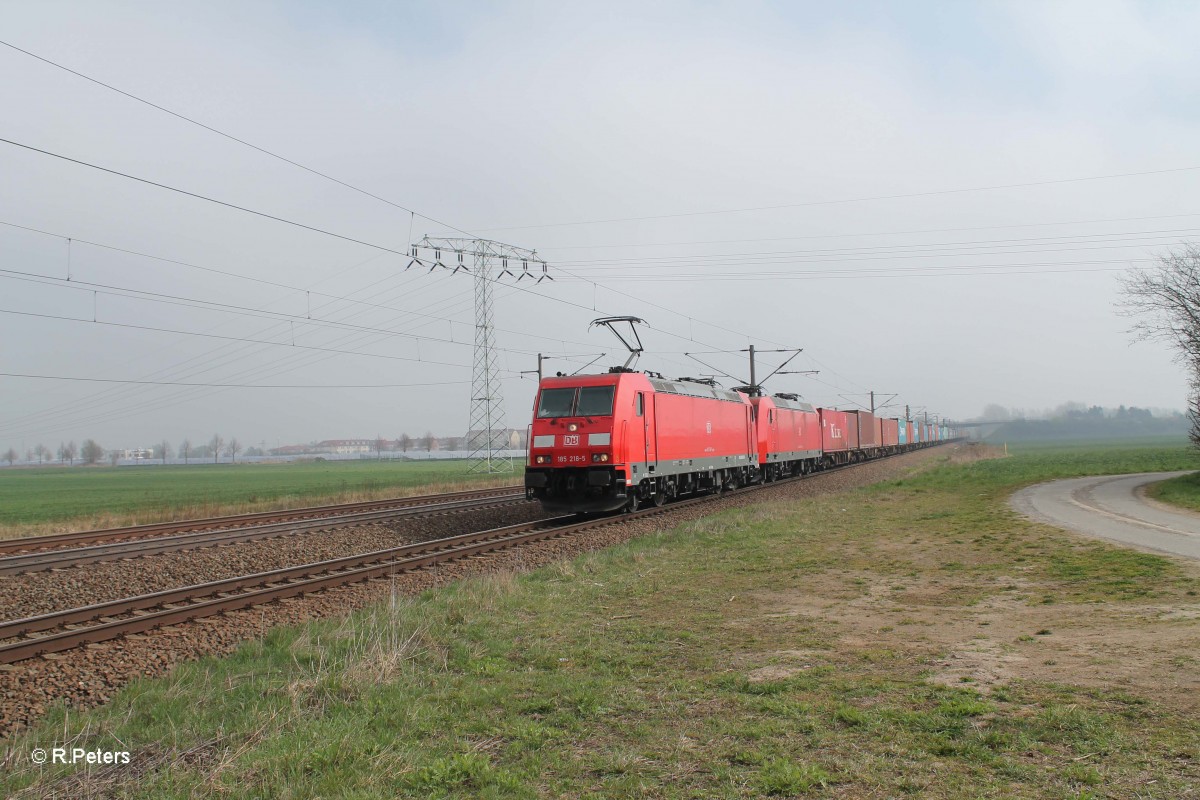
[592, 453, 609, 462]
[535, 455, 551, 464]
[568, 423, 579, 432]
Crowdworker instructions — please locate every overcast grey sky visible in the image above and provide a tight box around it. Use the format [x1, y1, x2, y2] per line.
[1, 0, 1198, 453]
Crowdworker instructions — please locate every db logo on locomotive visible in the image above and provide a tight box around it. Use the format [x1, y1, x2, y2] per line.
[563, 435, 580, 446]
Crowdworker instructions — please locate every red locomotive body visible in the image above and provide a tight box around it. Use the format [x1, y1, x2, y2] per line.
[750, 394, 822, 480]
[525, 372, 755, 513]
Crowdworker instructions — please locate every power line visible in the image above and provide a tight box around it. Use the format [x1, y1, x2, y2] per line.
[0, 268, 557, 358]
[472, 166, 1200, 232]
[0, 252, 398, 434]
[0, 372, 472, 389]
[0, 96, 878, 413]
[551, 260, 1152, 282]
[0, 139, 860, 383]
[551, 229, 1198, 267]
[0, 137, 413, 256]
[0, 218, 603, 351]
[0, 140, 756, 362]
[0, 38, 475, 238]
[536, 212, 1200, 251]
[0, 306, 507, 371]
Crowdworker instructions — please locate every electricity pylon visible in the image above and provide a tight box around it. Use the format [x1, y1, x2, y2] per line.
[408, 236, 550, 473]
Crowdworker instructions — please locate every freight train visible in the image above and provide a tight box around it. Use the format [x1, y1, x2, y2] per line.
[523, 369, 956, 514]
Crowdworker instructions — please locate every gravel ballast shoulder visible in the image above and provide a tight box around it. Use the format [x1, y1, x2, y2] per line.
[0, 503, 550, 622]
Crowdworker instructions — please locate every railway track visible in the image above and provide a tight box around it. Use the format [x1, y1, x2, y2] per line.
[0, 489, 529, 576]
[0, 445, 953, 665]
[0, 514, 586, 664]
[0, 485, 524, 556]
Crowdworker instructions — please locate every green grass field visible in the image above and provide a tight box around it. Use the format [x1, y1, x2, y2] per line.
[1145, 469, 1200, 512]
[0, 460, 516, 535]
[4, 441, 1199, 798]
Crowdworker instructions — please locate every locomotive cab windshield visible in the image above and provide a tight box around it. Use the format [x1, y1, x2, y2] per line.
[536, 385, 616, 418]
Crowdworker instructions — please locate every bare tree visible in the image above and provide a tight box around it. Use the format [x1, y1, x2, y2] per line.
[158, 439, 172, 465]
[210, 434, 224, 464]
[1122, 244, 1200, 446]
[57, 442, 66, 464]
[80, 439, 103, 465]
[2, 448, 16, 466]
[34, 444, 47, 464]
[64, 441, 78, 465]
[424, 430, 437, 452]
[179, 439, 191, 465]
[399, 433, 412, 453]
[374, 435, 387, 459]
[227, 438, 241, 463]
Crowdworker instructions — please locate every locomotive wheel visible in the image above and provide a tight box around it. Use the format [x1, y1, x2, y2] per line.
[625, 492, 640, 513]
[652, 489, 666, 507]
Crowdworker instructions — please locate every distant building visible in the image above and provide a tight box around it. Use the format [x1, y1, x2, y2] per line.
[268, 444, 313, 456]
[463, 429, 526, 450]
[315, 439, 375, 455]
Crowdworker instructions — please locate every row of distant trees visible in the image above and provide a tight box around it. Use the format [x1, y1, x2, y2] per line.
[974, 403, 1187, 442]
[1, 434, 259, 467]
[390, 433, 455, 453]
[3, 429, 522, 466]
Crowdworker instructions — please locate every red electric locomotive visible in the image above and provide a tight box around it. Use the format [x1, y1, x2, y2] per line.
[523, 318, 959, 514]
[749, 393, 822, 481]
[524, 371, 756, 513]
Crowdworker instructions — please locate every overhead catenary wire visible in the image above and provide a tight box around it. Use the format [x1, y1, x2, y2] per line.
[0, 251, 396, 435]
[0, 268, 488, 437]
[0, 267, 599, 439]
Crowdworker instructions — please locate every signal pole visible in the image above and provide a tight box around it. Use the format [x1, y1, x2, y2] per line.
[519, 353, 545, 382]
[409, 236, 549, 474]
